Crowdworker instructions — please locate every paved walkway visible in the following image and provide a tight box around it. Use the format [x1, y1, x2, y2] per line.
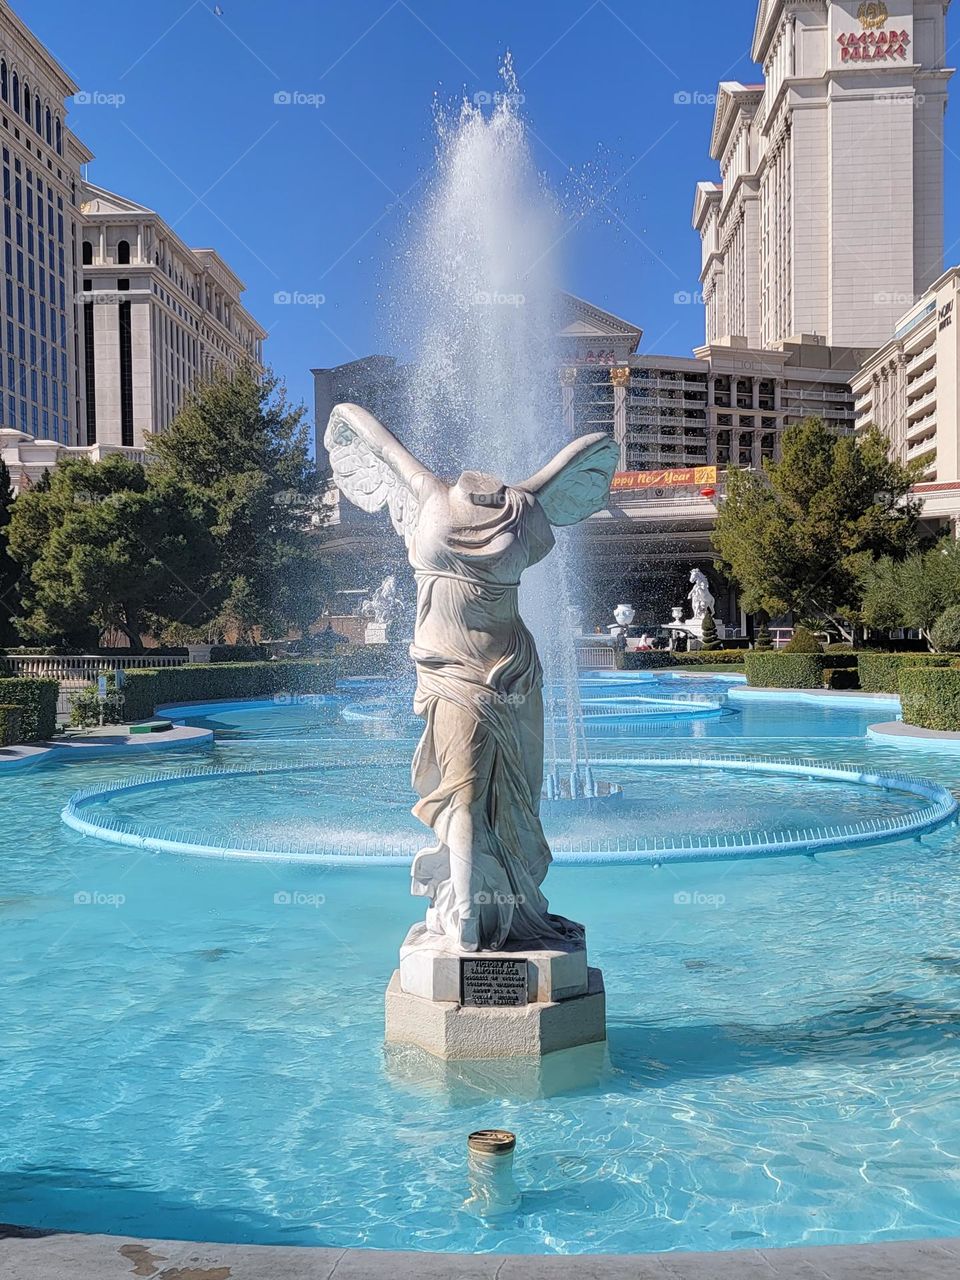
[869, 720, 960, 749]
[0, 723, 213, 771]
[2, 1229, 960, 1279]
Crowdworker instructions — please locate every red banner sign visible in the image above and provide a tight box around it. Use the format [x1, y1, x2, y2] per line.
[837, 29, 910, 61]
[611, 466, 718, 492]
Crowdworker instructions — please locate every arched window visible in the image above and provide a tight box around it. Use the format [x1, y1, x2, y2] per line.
[55, 116, 61, 155]
[34, 95, 41, 134]
[81, 241, 93, 266]
[0, 62, 7, 103]
[45, 106, 51, 145]
[117, 239, 130, 265]
[12, 72, 20, 112]
[22, 81, 29, 124]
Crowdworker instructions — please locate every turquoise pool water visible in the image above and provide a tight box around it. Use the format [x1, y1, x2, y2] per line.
[3, 672, 960, 1254]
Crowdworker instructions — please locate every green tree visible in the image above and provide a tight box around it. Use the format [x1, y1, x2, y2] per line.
[713, 418, 921, 642]
[753, 620, 773, 651]
[784, 625, 822, 653]
[149, 367, 326, 641]
[7, 455, 215, 651]
[862, 539, 960, 645]
[699, 608, 720, 651]
[931, 605, 960, 653]
[0, 459, 19, 644]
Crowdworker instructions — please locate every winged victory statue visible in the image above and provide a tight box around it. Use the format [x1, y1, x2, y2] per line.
[324, 404, 619, 954]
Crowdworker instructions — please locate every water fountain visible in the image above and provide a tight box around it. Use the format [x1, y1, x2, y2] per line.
[397, 62, 602, 805]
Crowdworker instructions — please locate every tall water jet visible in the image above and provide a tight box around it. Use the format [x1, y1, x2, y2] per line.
[398, 62, 594, 797]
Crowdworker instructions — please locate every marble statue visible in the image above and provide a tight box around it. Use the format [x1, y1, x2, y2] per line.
[687, 568, 715, 621]
[325, 403, 619, 952]
[361, 574, 403, 625]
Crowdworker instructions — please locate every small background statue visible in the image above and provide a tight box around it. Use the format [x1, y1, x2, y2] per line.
[687, 568, 715, 621]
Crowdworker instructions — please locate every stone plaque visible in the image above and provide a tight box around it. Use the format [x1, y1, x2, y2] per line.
[460, 958, 529, 1008]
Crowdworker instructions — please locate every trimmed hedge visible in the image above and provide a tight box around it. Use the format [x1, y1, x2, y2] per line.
[0, 704, 22, 746]
[614, 651, 674, 671]
[121, 661, 344, 722]
[0, 678, 59, 741]
[669, 650, 749, 666]
[900, 667, 960, 731]
[857, 652, 953, 694]
[744, 652, 858, 689]
[209, 644, 270, 663]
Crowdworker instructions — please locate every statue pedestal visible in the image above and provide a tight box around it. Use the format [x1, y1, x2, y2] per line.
[363, 621, 388, 645]
[385, 926, 606, 1060]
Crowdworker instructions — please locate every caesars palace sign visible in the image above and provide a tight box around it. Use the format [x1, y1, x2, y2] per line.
[838, 3, 911, 62]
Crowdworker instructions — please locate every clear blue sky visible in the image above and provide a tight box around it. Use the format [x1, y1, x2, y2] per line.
[18, 0, 960, 431]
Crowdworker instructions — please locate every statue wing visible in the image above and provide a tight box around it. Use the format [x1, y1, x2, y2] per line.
[519, 432, 620, 527]
[323, 403, 436, 547]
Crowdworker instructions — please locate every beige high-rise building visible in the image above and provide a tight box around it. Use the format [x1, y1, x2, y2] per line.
[79, 183, 266, 450]
[695, 0, 953, 353]
[0, 0, 91, 448]
[852, 268, 960, 531]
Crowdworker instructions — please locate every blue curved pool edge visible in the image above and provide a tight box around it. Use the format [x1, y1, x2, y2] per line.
[60, 754, 959, 869]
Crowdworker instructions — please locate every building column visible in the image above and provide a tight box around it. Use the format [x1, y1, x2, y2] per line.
[610, 364, 630, 470]
[559, 365, 577, 437]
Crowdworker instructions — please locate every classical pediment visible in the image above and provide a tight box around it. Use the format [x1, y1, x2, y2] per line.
[80, 182, 155, 217]
[559, 293, 642, 351]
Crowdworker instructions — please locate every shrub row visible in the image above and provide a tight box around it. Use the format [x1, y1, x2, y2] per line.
[0, 704, 22, 746]
[743, 652, 858, 689]
[668, 650, 748, 666]
[209, 644, 271, 663]
[856, 652, 954, 694]
[614, 651, 675, 671]
[0, 678, 59, 741]
[120, 660, 353, 722]
[899, 667, 960, 732]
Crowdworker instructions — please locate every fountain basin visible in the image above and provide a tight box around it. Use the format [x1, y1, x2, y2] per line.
[61, 755, 958, 866]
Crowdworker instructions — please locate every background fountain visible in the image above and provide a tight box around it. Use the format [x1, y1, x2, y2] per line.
[397, 62, 599, 801]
